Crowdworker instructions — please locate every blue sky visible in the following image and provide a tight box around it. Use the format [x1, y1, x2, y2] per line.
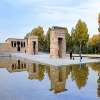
[0, 0, 100, 42]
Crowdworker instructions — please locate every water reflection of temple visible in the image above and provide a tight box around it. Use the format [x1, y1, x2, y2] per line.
[1, 58, 98, 94]
[2, 59, 45, 81]
[28, 63, 45, 81]
[0, 58, 11, 68]
[7, 60, 27, 72]
[47, 66, 70, 93]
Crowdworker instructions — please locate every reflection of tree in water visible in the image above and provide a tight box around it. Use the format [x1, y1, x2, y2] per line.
[46, 66, 71, 93]
[89, 63, 100, 72]
[46, 65, 51, 79]
[89, 63, 100, 97]
[97, 73, 100, 97]
[38, 64, 45, 81]
[71, 64, 89, 89]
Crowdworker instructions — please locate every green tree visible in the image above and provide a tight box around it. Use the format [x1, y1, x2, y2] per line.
[71, 27, 76, 52]
[88, 34, 100, 53]
[25, 26, 45, 51]
[71, 19, 89, 53]
[31, 26, 45, 51]
[24, 32, 31, 38]
[45, 28, 51, 52]
[65, 27, 71, 52]
[98, 13, 100, 33]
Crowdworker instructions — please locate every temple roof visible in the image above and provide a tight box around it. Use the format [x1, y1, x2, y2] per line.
[51, 26, 67, 30]
[5, 38, 25, 42]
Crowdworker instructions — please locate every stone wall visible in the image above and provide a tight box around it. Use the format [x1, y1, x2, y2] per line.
[0, 36, 38, 55]
[0, 43, 11, 52]
[6, 39, 26, 53]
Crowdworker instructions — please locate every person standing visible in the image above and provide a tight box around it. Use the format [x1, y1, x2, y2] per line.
[70, 51, 72, 60]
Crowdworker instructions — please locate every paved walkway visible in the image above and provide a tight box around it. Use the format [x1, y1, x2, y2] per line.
[71, 54, 100, 58]
[11, 52, 100, 66]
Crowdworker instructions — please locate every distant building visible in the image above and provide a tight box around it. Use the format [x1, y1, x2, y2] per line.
[0, 36, 38, 55]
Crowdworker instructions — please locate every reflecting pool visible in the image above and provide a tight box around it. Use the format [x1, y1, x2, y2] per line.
[0, 57, 100, 100]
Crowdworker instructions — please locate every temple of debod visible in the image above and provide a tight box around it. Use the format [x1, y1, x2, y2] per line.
[0, 26, 100, 66]
[0, 35, 38, 55]
[50, 26, 66, 58]
[0, 26, 66, 58]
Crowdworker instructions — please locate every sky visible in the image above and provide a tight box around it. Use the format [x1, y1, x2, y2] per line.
[0, 0, 100, 42]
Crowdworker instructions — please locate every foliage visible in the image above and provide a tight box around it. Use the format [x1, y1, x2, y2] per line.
[24, 13, 100, 54]
[98, 13, 100, 32]
[71, 19, 89, 53]
[88, 34, 100, 53]
[65, 28, 71, 52]
[25, 26, 45, 51]
[45, 28, 50, 52]
[90, 63, 100, 72]
[71, 64, 89, 89]
[38, 64, 45, 81]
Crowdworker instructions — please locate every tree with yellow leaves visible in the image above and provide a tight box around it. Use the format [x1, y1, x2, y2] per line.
[98, 13, 100, 33]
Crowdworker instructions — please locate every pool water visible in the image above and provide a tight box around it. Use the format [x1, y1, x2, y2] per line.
[0, 57, 100, 100]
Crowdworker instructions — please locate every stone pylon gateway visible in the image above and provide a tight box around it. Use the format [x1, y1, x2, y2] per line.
[50, 26, 66, 58]
[25, 36, 38, 55]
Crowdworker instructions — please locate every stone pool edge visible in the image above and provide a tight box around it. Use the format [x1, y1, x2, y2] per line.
[9, 52, 100, 66]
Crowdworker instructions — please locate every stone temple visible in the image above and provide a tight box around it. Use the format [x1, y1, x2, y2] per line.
[0, 35, 38, 55]
[0, 26, 66, 59]
[50, 26, 66, 58]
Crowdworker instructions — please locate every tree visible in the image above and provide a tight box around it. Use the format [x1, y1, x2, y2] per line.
[45, 28, 51, 52]
[65, 27, 71, 52]
[31, 26, 45, 51]
[71, 27, 77, 52]
[98, 13, 100, 33]
[24, 32, 31, 38]
[71, 19, 89, 53]
[88, 34, 100, 53]
[25, 26, 45, 51]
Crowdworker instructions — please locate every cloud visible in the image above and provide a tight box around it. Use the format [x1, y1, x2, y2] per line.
[0, 0, 100, 42]
[35, 0, 100, 35]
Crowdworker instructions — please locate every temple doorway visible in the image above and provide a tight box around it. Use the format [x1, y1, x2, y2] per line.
[33, 41, 36, 55]
[17, 41, 20, 52]
[58, 38, 63, 58]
